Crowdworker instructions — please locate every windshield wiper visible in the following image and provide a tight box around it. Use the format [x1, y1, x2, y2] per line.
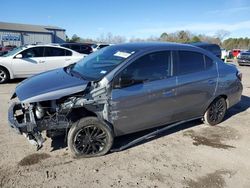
[70, 70, 87, 80]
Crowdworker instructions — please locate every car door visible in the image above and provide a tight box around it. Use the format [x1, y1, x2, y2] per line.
[11, 47, 45, 76]
[173, 50, 218, 121]
[44, 47, 72, 70]
[110, 51, 178, 136]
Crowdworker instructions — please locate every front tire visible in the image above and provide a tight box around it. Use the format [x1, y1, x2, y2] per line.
[0, 67, 10, 84]
[204, 97, 227, 126]
[68, 117, 113, 158]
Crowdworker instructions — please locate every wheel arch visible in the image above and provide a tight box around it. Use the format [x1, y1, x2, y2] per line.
[69, 107, 115, 134]
[0, 64, 13, 79]
[205, 94, 229, 114]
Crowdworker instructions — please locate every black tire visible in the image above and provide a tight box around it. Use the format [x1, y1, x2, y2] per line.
[0, 67, 10, 84]
[204, 97, 227, 126]
[67, 117, 113, 158]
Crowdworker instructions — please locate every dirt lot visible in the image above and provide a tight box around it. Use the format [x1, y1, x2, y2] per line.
[0, 65, 250, 188]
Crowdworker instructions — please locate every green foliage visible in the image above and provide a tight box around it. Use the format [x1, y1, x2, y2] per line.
[190, 36, 201, 43]
[70, 34, 80, 42]
[222, 38, 250, 50]
[66, 35, 70, 42]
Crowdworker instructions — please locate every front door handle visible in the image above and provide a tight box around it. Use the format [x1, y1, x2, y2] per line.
[162, 89, 175, 97]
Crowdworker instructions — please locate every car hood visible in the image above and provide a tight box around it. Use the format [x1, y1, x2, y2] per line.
[14, 68, 89, 103]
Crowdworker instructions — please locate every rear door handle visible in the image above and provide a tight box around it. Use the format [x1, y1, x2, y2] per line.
[38, 60, 45, 63]
[65, 58, 71, 61]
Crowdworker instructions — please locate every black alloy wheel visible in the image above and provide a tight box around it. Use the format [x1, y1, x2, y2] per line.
[68, 117, 113, 157]
[204, 97, 227, 126]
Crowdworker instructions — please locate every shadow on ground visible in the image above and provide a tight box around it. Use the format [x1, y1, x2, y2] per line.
[50, 95, 250, 153]
[225, 95, 250, 120]
[7, 78, 25, 84]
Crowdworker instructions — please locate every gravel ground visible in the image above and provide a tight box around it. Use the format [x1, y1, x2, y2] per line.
[0, 65, 250, 188]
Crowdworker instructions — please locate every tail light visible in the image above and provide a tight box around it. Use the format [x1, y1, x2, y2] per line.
[237, 71, 242, 81]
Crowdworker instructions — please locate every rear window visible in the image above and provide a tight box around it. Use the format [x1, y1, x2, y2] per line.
[65, 50, 72, 56]
[177, 51, 205, 75]
[44, 47, 67, 57]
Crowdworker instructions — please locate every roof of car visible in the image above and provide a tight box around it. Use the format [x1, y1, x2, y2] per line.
[21, 44, 76, 51]
[61, 43, 93, 46]
[190, 42, 219, 47]
[112, 42, 196, 50]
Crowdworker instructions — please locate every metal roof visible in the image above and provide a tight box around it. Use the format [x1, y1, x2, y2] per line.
[0, 22, 65, 33]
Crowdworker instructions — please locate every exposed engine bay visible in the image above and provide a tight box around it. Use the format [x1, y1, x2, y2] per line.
[8, 81, 110, 150]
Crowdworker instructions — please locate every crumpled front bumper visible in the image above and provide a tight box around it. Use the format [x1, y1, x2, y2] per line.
[8, 102, 26, 135]
[8, 102, 45, 149]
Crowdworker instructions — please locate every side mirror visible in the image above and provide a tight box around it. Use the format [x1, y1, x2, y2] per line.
[15, 54, 22, 59]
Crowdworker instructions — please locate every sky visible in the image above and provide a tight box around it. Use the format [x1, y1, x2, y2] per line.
[1, 0, 250, 40]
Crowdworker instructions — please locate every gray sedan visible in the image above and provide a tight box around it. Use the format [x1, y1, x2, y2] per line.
[8, 42, 243, 157]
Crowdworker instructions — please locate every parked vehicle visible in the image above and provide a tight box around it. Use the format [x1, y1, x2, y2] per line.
[60, 43, 93, 54]
[232, 49, 241, 58]
[0, 44, 85, 83]
[0, 45, 17, 56]
[191, 42, 221, 59]
[221, 48, 228, 61]
[0, 51, 8, 56]
[8, 42, 242, 157]
[238, 51, 250, 66]
[91, 43, 110, 52]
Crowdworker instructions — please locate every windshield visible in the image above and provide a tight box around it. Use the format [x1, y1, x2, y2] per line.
[2, 46, 25, 57]
[71, 46, 136, 80]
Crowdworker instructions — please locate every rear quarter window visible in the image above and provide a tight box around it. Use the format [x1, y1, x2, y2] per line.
[177, 51, 205, 75]
[65, 50, 72, 56]
[205, 56, 214, 69]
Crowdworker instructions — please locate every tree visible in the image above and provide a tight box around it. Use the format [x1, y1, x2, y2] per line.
[177, 30, 191, 43]
[70, 34, 80, 42]
[215, 30, 230, 41]
[160, 32, 168, 41]
[222, 37, 250, 50]
[190, 36, 201, 43]
[66, 35, 70, 42]
[96, 32, 126, 44]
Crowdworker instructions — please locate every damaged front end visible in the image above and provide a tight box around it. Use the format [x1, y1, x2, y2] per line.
[8, 99, 72, 149]
[8, 68, 111, 150]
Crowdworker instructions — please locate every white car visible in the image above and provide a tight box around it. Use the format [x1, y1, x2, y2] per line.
[0, 44, 86, 83]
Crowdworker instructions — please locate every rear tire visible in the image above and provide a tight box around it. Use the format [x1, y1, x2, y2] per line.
[68, 117, 113, 158]
[0, 67, 10, 84]
[203, 97, 227, 126]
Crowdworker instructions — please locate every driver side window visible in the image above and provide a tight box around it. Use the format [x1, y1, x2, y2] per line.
[114, 51, 172, 88]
